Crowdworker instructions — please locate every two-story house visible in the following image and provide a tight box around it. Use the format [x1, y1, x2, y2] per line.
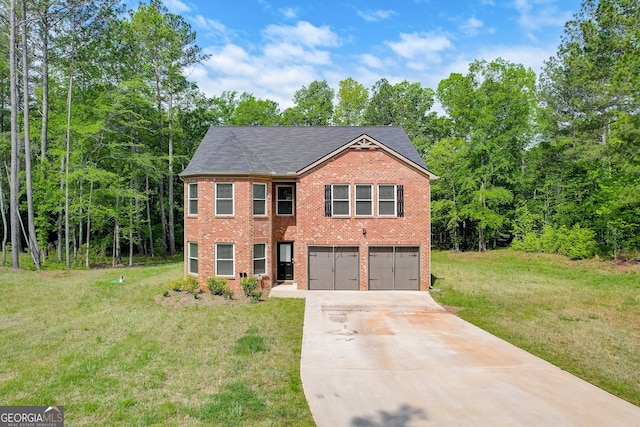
[179, 126, 437, 292]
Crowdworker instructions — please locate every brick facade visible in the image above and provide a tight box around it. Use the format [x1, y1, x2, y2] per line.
[183, 145, 432, 292]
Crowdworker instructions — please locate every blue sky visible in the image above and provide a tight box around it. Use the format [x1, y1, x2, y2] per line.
[159, 0, 582, 109]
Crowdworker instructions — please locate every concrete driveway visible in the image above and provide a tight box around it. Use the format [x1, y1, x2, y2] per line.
[299, 291, 640, 426]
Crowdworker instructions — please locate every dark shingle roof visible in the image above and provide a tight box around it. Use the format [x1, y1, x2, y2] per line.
[179, 126, 431, 177]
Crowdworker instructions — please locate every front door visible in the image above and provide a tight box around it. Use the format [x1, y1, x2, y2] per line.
[277, 242, 294, 281]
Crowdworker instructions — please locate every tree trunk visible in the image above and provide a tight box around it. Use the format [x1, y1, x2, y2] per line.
[57, 155, 63, 262]
[85, 181, 92, 268]
[167, 92, 176, 256]
[129, 197, 134, 267]
[64, 72, 73, 269]
[9, 0, 20, 269]
[39, 11, 49, 162]
[0, 176, 8, 266]
[156, 77, 167, 257]
[22, 0, 42, 269]
[158, 180, 167, 256]
[146, 175, 154, 257]
[113, 197, 122, 266]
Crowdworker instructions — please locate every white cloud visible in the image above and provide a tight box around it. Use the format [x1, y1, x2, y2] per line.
[191, 15, 227, 33]
[263, 21, 340, 48]
[357, 9, 396, 22]
[162, 0, 190, 14]
[460, 17, 484, 36]
[358, 53, 384, 69]
[385, 32, 453, 65]
[513, 0, 573, 30]
[280, 7, 298, 19]
[190, 21, 343, 109]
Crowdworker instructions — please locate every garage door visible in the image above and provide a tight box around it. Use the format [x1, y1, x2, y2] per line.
[308, 246, 359, 290]
[368, 246, 420, 290]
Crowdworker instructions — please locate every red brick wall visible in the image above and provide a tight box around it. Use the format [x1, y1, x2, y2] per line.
[296, 148, 431, 290]
[183, 146, 431, 292]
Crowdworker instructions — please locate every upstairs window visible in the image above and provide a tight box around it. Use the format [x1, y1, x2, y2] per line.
[276, 185, 294, 216]
[253, 183, 267, 216]
[188, 183, 198, 215]
[215, 182, 234, 216]
[355, 184, 373, 216]
[378, 184, 397, 216]
[331, 184, 350, 216]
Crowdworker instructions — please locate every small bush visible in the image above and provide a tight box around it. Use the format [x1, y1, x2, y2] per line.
[511, 231, 541, 252]
[241, 277, 262, 302]
[207, 277, 234, 299]
[168, 276, 200, 294]
[559, 225, 597, 260]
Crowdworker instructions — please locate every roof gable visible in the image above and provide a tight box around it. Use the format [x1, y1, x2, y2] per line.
[179, 126, 436, 179]
[298, 134, 438, 179]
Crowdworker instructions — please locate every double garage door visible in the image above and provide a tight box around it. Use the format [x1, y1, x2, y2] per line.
[307, 246, 420, 290]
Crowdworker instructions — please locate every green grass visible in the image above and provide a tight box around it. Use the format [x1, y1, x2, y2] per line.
[0, 263, 314, 426]
[431, 249, 640, 406]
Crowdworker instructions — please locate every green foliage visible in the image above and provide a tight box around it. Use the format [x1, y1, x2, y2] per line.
[168, 275, 200, 293]
[241, 276, 262, 302]
[512, 224, 597, 260]
[207, 276, 234, 299]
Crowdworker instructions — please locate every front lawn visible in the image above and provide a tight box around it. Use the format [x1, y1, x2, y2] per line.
[0, 264, 314, 426]
[431, 249, 640, 406]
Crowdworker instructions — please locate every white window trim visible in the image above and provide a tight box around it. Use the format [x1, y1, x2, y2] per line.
[215, 182, 234, 216]
[331, 184, 351, 216]
[252, 183, 267, 216]
[215, 243, 235, 277]
[253, 243, 267, 275]
[188, 183, 198, 216]
[276, 184, 295, 216]
[378, 184, 397, 217]
[355, 184, 373, 217]
[188, 242, 198, 275]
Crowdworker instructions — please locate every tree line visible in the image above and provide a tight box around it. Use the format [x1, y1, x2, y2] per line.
[1, 0, 638, 271]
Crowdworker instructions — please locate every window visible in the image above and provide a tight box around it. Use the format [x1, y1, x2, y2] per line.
[355, 185, 373, 216]
[332, 184, 350, 216]
[253, 183, 267, 216]
[215, 182, 234, 216]
[276, 185, 294, 215]
[188, 183, 198, 215]
[188, 242, 198, 275]
[253, 243, 266, 275]
[216, 243, 235, 276]
[378, 184, 397, 216]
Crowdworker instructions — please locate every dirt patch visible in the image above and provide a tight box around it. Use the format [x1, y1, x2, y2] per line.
[155, 290, 253, 308]
[610, 258, 640, 274]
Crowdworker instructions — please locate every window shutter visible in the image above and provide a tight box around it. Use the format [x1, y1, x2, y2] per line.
[324, 185, 332, 217]
[397, 185, 404, 217]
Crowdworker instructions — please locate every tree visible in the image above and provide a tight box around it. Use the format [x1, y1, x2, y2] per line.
[363, 79, 435, 144]
[333, 78, 367, 126]
[536, 0, 640, 256]
[128, 0, 205, 256]
[282, 80, 334, 125]
[232, 93, 280, 125]
[433, 59, 537, 251]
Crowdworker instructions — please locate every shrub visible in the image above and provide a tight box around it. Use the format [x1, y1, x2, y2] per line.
[559, 225, 597, 260]
[168, 276, 200, 294]
[511, 231, 541, 252]
[241, 277, 262, 302]
[207, 277, 234, 299]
